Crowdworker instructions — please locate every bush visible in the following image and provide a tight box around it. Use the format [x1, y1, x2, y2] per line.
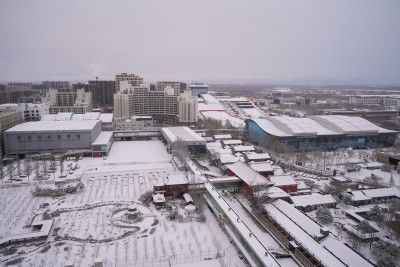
[139, 191, 153, 206]
[2, 247, 17, 256]
[5, 258, 24, 266]
[39, 245, 51, 253]
[316, 207, 333, 224]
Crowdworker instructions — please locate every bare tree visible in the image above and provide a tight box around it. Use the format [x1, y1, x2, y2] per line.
[42, 159, 48, 180]
[0, 161, 3, 184]
[16, 158, 22, 177]
[23, 158, 32, 182]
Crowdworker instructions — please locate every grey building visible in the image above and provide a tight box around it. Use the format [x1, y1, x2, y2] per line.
[4, 120, 102, 156]
[88, 80, 116, 109]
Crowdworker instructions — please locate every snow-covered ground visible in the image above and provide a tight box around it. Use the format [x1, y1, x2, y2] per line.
[0, 141, 245, 267]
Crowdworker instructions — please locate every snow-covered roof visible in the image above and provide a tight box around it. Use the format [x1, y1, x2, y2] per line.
[349, 190, 372, 201]
[204, 183, 280, 267]
[312, 115, 395, 134]
[226, 161, 271, 186]
[269, 175, 296, 186]
[290, 193, 337, 208]
[166, 174, 188, 185]
[153, 193, 165, 203]
[362, 187, 400, 198]
[271, 199, 325, 239]
[220, 155, 242, 164]
[246, 153, 271, 161]
[260, 187, 290, 199]
[6, 120, 100, 132]
[41, 114, 57, 121]
[221, 139, 242, 146]
[201, 94, 220, 104]
[99, 113, 113, 123]
[208, 176, 242, 183]
[249, 115, 396, 138]
[183, 193, 193, 203]
[214, 134, 232, 140]
[56, 112, 74, 121]
[200, 110, 245, 128]
[249, 162, 274, 173]
[320, 237, 374, 267]
[232, 145, 255, 152]
[0, 219, 54, 246]
[92, 131, 113, 146]
[263, 200, 348, 267]
[206, 142, 222, 148]
[208, 147, 233, 156]
[161, 127, 205, 143]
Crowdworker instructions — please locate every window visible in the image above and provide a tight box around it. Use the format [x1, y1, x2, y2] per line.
[76, 134, 80, 139]
[67, 134, 71, 139]
[57, 135, 61, 140]
[27, 136, 31, 141]
[37, 136, 42, 141]
[17, 136, 21, 141]
[47, 135, 52, 140]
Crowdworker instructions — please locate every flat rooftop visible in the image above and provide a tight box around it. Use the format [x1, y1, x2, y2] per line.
[162, 127, 205, 143]
[6, 120, 100, 132]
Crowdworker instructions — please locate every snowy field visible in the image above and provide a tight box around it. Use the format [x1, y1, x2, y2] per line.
[0, 141, 243, 267]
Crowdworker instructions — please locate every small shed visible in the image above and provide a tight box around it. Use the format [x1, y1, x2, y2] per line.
[153, 193, 166, 206]
[183, 193, 194, 205]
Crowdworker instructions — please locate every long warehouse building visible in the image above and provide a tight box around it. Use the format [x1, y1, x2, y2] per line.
[246, 115, 397, 152]
[4, 120, 102, 156]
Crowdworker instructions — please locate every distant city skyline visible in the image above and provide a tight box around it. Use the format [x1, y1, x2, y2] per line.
[0, 0, 399, 85]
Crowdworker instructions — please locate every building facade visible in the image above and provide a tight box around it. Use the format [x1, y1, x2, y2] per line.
[157, 81, 186, 95]
[115, 73, 144, 92]
[113, 84, 197, 123]
[4, 120, 102, 156]
[88, 80, 115, 108]
[0, 110, 24, 158]
[247, 115, 398, 152]
[42, 89, 92, 114]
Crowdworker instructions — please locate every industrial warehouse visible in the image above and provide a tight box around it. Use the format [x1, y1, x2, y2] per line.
[246, 115, 397, 152]
[4, 120, 102, 156]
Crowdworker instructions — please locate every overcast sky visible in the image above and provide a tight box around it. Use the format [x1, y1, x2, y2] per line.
[0, 0, 399, 85]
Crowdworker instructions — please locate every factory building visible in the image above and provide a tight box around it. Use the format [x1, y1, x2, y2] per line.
[4, 120, 102, 156]
[246, 115, 397, 152]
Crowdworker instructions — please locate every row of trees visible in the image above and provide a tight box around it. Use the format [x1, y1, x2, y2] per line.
[0, 154, 69, 183]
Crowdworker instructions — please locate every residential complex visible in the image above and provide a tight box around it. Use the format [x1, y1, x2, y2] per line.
[42, 89, 92, 114]
[115, 73, 144, 92]
[157, 81, 186, 95]
[114, 83, 198, 123]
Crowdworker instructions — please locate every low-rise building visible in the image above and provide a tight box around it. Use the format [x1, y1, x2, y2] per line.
[226, 161, 272, 194]
[91, 131, 114, 157]
[113, 116, 154, 131]
[268, 175, 297, 193]
[289, 193, 337, 211]
[161, 127, 206, 155]
[153, 174, 189, 196]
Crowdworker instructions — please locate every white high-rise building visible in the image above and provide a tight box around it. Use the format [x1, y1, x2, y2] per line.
[115, 73, 144, 92]
[178, 91, 198, 123]
[113, 83, 197, 123]
[157, 81, 186, 95]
